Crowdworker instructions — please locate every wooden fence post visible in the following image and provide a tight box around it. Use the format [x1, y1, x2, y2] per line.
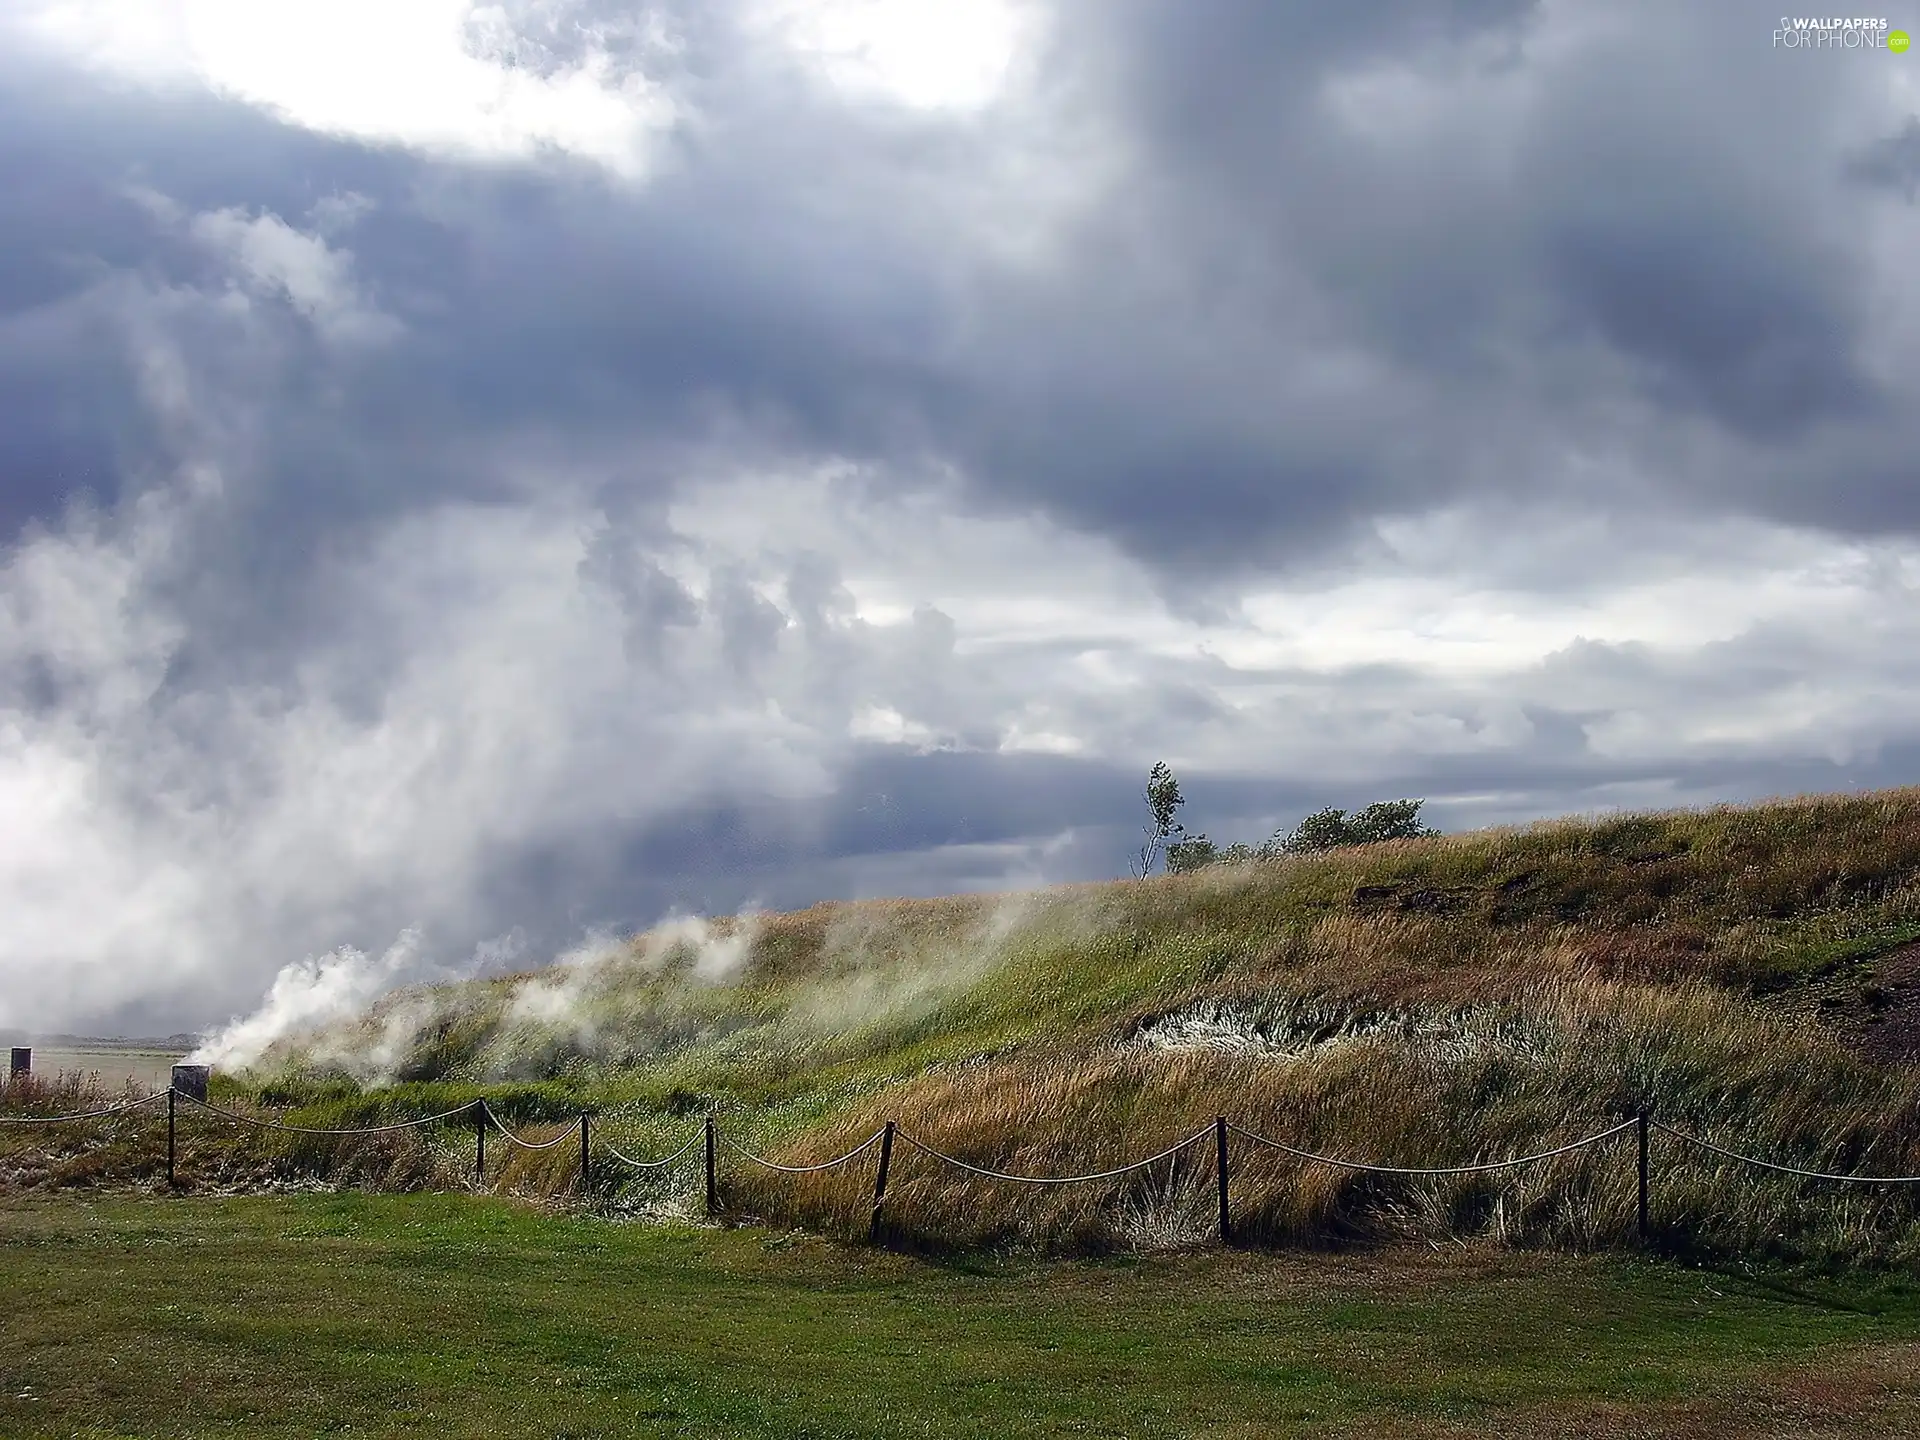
[1215, 1116, 1231, 1246]
[167, 1086, 176, 1187]
[1636, 1108, 1650, 1243]
[869, 1121, 896, 1244]
[705, 1114, 718, 1217]
[475, 1101, 486, 1188]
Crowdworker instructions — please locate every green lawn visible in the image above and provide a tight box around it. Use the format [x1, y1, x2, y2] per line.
[3, 1195, 1919, 1439]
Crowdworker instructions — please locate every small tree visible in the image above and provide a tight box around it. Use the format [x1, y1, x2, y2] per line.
[1135, 761, 1188, 878]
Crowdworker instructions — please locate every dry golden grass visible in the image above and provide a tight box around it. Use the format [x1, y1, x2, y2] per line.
[739, 964, 1920, 1256]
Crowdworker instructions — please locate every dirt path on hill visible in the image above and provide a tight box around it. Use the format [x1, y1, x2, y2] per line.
[1838, 943, 1920, 1064]
[1763, 940, 1920, 1067]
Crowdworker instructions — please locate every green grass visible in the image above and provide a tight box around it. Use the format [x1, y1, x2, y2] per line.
[4, 1193, 1920, 1439]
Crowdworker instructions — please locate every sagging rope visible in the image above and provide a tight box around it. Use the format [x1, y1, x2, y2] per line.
[892, 1126, 1214, 1185]
[0, 1090, 169, 1124]
[1225, 1117, 1638, 1176]
[601, 1130, 704, 1170]
[484, 1107, 577, 1151]
[721, 1129, 888, 1174]
[1652, 1120, 1920, 1184]
[178, 1090, 476, 1136]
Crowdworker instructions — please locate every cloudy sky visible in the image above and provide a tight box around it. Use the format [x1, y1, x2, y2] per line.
[2, 0, 1917, 1036]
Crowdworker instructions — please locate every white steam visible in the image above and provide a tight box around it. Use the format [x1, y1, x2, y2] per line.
[636, 908, 762, 983]
[785, 890, 1040, 1033]
[189, 927, 524, 1074]
[192, 907, 769, 1081]
[493, 911, 763, 1061]
[504, 910, 764, 1023]
[190, 929, 426, 1070]
[501, 925, 630, 1044]
[182, 888, 1085, 1089]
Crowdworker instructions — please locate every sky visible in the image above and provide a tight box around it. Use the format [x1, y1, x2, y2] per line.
[2, 0, 1918, 1037]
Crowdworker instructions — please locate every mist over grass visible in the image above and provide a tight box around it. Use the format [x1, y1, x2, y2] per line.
[17, 787, 1920, 1263]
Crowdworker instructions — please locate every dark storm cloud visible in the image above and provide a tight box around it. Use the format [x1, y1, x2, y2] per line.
[422, 0, 1904, 573]
[0, 59, 431, 528]
[1516, 32, 1883, 445]
[9, 0, 1907, 579]
[935, 0, 1912, 565]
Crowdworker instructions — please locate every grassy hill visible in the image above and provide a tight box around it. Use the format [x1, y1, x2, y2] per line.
[15, 787, 1920, 1262]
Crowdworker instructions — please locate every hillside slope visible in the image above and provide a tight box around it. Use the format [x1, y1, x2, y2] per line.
[21, 788, 1920, 1260]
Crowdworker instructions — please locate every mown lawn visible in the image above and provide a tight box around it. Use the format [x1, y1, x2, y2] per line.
[2, 1194, 1919, 1438]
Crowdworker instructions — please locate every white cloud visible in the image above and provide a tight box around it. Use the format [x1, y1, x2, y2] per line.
[14, 0, 678, 177]
[848, 704, 963, 752]
[188, 207, 400, 346]
[749, 0, 1038, 112]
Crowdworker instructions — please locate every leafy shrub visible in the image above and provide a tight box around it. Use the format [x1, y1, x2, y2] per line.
[1280, 800, 1438, 853]
[1168, 800, 1438, 872]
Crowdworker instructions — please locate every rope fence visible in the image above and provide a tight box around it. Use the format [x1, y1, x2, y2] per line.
[720, 1128, 888, 1174]
[1651, 1120, 1920, 1185]
[184, 1092, 476, 1136]
[0, 1091, 169, 1125]
[892, 1125, 1212, 1185]
[483, 1106, 577, 1150]
[601, 1131, 705, 1170]
[1224, 1117, 1638, 1176]
[7, 1088, 1920, 1244]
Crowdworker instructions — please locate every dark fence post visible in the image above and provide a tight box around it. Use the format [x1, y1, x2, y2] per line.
[579, 1113, 590, 1192]
[1215, 1116, 1231, 1246]
[869, 1121, 896, 1244]
[705, 1114, 718, 1216]
[167, 1086, 176, 1187]
[475, 1101, 487, 1188]
[1636, 1108, 1650, 1243]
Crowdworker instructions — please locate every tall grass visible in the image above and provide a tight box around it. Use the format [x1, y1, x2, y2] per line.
[15, 787, 1920, 1259]
[746, 970, 1920, 1261]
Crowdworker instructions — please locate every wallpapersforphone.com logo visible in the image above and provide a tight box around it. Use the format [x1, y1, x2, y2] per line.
[1773, 16, 1910, 48]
